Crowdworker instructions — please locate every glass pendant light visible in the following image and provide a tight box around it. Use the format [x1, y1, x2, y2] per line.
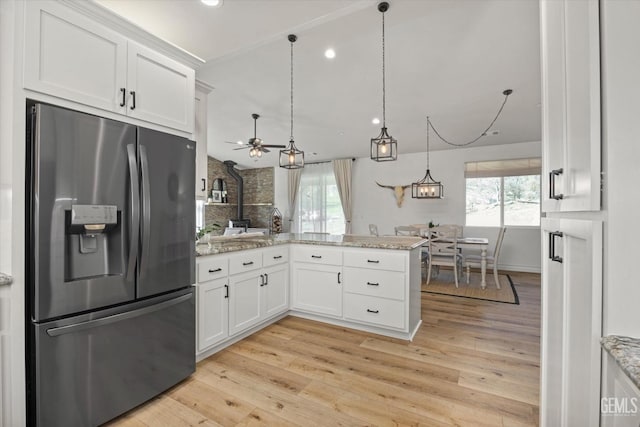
[412, 117, 443, 199]
[370, 1, 397, 162]
[279, 34, 304, 169]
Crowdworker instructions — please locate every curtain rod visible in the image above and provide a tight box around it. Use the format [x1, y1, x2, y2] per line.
[305, 157, 356, 166]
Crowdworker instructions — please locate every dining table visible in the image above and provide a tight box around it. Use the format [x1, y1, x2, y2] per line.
[410, 224, 492, 289]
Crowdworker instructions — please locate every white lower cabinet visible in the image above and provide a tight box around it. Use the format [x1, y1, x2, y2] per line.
[601, 351, 640, 427]
[291, 263, 342, 318]
[263, 264, 288, 318]
[343, 293, 405, 330]
[228, 270, 263, 336]
[540, 218, 602, 426]
[197, 277, 228, 352]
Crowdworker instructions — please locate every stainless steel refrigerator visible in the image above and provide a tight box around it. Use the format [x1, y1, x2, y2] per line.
[26, 102, 196, 426]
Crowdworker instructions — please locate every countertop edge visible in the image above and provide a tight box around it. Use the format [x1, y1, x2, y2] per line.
[0, 272, 13, 286]
[196, 235, 426, 257]
[601, 335, 640, 390]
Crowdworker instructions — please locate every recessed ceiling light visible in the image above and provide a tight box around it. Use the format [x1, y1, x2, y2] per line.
[324, 48, 336, 59]
[372, 118, 380, 125]
[201, 0, 223, 7]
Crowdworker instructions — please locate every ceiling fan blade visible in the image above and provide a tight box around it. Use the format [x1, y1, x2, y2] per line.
[226, 141, 247, 146]
[262, 147, 271, 153]
[261, 144, 287, 148]
[233, 146, 250, 150]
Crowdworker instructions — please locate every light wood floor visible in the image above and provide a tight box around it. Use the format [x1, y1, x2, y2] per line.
[109, 271, 541, 427]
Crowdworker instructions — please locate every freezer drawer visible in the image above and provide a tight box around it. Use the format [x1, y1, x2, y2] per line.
[30, 288, 195, 427]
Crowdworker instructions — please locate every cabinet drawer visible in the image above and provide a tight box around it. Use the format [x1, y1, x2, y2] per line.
[197, 256, 228, 283]
[343, 267, 405, 301]
[292, 245, 342, 265]
[229, 251, 263, 275]
[263, 246, 289, 267]
[344, 293, 405, 330]
[343, 250, 406, 272]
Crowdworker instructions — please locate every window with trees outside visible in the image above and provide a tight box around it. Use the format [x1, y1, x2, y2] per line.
[465, 158, 541, 227]
[296, 162, 345, 234]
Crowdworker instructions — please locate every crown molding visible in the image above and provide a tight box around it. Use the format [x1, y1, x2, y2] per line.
[59, 0, 205, 69]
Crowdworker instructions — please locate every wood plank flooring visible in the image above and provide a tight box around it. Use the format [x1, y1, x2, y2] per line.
[108, 271, 540, 427]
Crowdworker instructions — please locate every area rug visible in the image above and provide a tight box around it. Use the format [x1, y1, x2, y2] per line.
[421, 270, 519, 304]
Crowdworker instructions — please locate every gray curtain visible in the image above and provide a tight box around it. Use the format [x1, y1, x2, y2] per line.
[287, 169, 302, 232]
[332, 159, 353, 234]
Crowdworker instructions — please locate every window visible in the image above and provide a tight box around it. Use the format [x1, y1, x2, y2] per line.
[465, 158, 541, 227]
[296, 162, 345, 234]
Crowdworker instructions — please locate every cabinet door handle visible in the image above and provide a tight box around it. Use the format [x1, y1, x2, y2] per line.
[264, 273, 268, 285]
[243, 261, 254, 266]
[549, 231, 563, 263]
[130, 91, 136, 110]
[201, 178, 206, 192]
[273, 255, 282, 259]
[366, 282, 379, 286]
[549, 168, 564, 200]
[311, 255, 322, 259]
[366, 309, 379, 314]
[208, 268, 222, 273]
[224, 284, 229, 298]
[119, 88, 126, 107]
[337, 272, 341, 284]
[260, 274, 265, 286]
[367, 259, 380, 264]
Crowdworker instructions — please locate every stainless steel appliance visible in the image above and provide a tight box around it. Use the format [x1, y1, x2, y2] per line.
[26, 102, 196, 426]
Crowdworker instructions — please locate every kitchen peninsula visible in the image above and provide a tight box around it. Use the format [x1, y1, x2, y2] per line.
[195, 233, 424, 361]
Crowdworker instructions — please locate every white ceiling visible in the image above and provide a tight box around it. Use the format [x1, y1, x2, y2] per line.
[96, 0, 541, 169]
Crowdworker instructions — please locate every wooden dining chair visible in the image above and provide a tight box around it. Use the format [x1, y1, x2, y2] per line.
[427, 227, 463, 287]
[465, 226, 507, 289]
[394, 226, 420, 236]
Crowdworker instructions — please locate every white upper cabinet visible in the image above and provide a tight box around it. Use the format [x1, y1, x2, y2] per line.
[24, 1, 128, 114]
[195, 81, 213, 200]
[127, 42, 195, 132]
[24, 1, 195, 134]
[540, 0, 601, 212]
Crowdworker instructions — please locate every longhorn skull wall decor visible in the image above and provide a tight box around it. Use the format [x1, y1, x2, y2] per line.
[375, 181, 411, 207]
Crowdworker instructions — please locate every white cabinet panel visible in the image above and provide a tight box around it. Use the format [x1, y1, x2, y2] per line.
[292, 245, 342, 266]
[540, 218, 602, 426]
[197, 278, 228, 352]
[197, 256, 228, 283]
[229, 251, 263, 275]
[24, 1, 127, 114]
[127, 42, 195, 133]
[194, 81, 212, 200]
[263, 265, 288, 318]
[602, 352, 640, 427]
[541, 0, 601, 212]
[343, 250, 405, 272]
[343, 293, 405, 330]
[262, 246, 289, 267]
[343, 267, 405, 301]
[228, 271, 262, 335]
[292, 263, 342, 317]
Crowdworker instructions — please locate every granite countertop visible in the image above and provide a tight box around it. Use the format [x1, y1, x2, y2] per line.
[0, 272, 13, 286]
[196, 233, 427, 256]
[602, 335, 640, 390]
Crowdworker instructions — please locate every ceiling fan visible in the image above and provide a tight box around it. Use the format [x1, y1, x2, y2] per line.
[226, 113, 285, 158]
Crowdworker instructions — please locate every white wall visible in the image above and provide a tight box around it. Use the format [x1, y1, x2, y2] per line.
[601, 0, 640, 337]
[275, 141, 542, 272]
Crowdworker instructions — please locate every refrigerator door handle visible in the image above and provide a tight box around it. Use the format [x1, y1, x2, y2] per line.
[126, 144, 140, 280]
[46, 293, 192, 337]
[139, 145, 151, 276]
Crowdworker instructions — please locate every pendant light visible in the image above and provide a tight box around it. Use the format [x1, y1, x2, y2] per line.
[412, 117, 443, 199]
[370, 1, 397, 162]
[279, 34, 304, 169]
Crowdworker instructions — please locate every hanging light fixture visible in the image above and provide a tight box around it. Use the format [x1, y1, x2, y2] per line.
[412, 117, 443, 199]
[370, 1, 397, 162]
[279, 34, 304, 169]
